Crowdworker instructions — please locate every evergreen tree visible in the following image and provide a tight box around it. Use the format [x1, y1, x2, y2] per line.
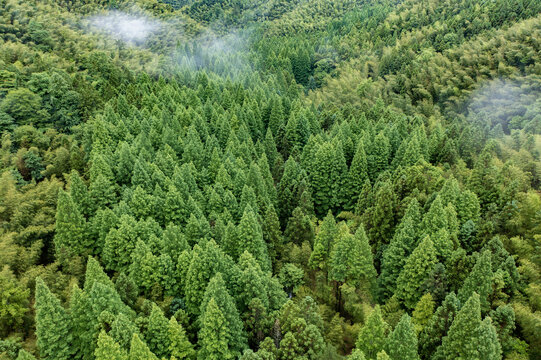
[84, 256, 114, 291]
[411, 293, 435, 335]
[262, 204, 283, 263]
[54, 189, 87, 256]
[237, 204, 272, 272]
[145, 305, 171, 359]
[368, 180, 395, 254]
[198, 298, 232, 360]
[129, 333, 158, 360]
[69, 285, 95, 360]
[378, 216, 418, 300]
[419, 292, 461, 360]
[102, 215, 139, 272]
[330, 224, 376, 293]
[309, 142, 346, 216]
[35, 278, 73, 360]
[366, 133, 390, 182]
[129, 240, 160, 296]
[440, 293, 501, 359]
[346, 139, 368, 210]
[477, 317, 503, 360]
[237, 251, 270, 313]
[458, 250, 493, 313]
[355, 306, 390, 359]
[168, 317, 195, 360]
[396, 236, 437, 309]
[200, 273, 247, 357]
[110, 313, 139, 351]
[309, 211, 337, 272]
[384, 314, 419, 360]
[95, 331, 128, 360]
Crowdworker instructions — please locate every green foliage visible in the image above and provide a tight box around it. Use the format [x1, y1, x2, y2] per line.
[329, 223, 376, 291]
[384, 314, 419, 360]
[35, 278, 73, 360]
[2, 0, 541, 358]
[129, 333, 158, 360]
[0, 88, 43, 126]
[199, 273, 246, 357]
[54, 189, 88, 257]
[355, 306, 390, 359]
[95, 331, 127, 360]
[169, 317, 195, 360]
[458, 250, 493, 313]
[440, 293, 502, 359]
[396, 236, 438, 309]
[198, 298, 232, 360]
[0, 266, 29, 337]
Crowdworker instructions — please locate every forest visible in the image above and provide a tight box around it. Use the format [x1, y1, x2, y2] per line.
[0, 0, 540, 359]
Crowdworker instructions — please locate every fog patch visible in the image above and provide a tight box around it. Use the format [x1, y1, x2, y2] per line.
[466, 77, 540, 133]
[88, 11, 163, 45]
[166, 30, 254, 79]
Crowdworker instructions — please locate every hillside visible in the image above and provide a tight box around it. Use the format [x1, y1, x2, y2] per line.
[0, 0, 540, 359]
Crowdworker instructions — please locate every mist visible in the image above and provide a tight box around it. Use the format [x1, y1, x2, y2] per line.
[467, 77, 540, 133]
[166, 30, 255, 80]
[88, 11, 163, 45]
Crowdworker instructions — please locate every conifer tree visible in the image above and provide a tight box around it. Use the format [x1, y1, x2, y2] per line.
[379, 216, 418, 300]
[477, 317, 503, 360]
[169, 317, 195, 360]
[268, 98, 284, 137]
[395, 236, 437, 309]
[84, 256, 115, 291]
[368, 180, 395, 253]
[238, 251, 270, 313]
[384, 314, 419, 360]
[200, 273, 247, 357]
[103, 214, 139, 272]
[35, 278, 73, 360]
[419, 292, 461, 359]
[439, 293, 500, 359]
[355, 179, 373, 216]
[346, 139, 368, 210]
[329, 223, 376, 291]
[198, 298, 232, 360]
[237, 204, 272, 272]
[145, 304, 171, 359]
[458, 250, 493, 313]
[366, 132, 390, 182]
[411, 293, 435, 335]
[129, 333, 158, 360]
[110, 313, 139, 351]
[129, 240, 160, 296]
[95, 331, 128, 360]
[309, 211, 337, 272]
[262, 204, 283, 263]
[355, 306, 390, 359]
[69, 284, 95, 360]
[54, 189, 87, 256]
[69, 170, 89, 218]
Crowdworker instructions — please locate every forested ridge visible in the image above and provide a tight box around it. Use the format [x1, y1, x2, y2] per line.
[1, 0, 540, 359]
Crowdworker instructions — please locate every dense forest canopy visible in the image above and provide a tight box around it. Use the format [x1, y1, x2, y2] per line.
[1, 0, 541, 359]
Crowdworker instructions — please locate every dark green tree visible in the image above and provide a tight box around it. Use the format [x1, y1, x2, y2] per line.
[35, 278, 73, 360]
[396, 236, 437, 309]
